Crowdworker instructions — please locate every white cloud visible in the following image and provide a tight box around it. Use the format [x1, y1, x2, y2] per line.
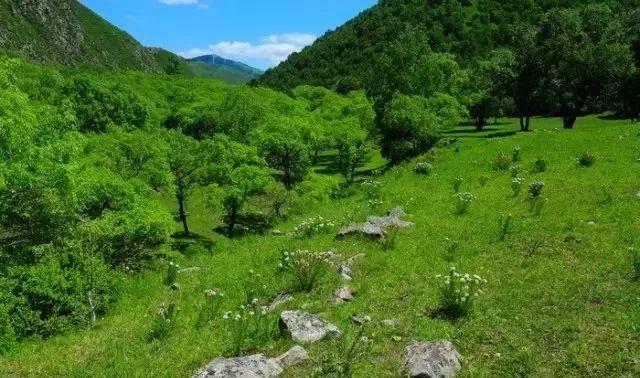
[179, 33, 317, 67]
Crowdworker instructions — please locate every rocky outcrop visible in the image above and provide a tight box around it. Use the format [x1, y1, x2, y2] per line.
[279, 311, 342, 343]
[403, 341, 462, 378]
[194, 346, 308, 378]
[331, 286, 355, 303]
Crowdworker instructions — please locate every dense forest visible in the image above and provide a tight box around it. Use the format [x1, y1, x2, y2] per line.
[0, 55, 374, 349]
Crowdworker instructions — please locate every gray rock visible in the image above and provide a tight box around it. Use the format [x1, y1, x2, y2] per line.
[332, 286, 355, 303]
[265, 293, 294, 313]
[279, 311, 342, 343]
[381, 318, 400, 327]
[194, 346, 308, 378]
[338, 264, 353, 281]
[337, 207, 413, 240]
[351, 313, 372, 325]
[388, 206, 407, 218]
[403, 341, 462, 378]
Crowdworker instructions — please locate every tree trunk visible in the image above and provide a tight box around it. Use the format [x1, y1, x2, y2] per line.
[226, 205, 237, 238]
[563, 115, 577, 129]
[177, 193, 190, 235]
[475, 116, 487, 131]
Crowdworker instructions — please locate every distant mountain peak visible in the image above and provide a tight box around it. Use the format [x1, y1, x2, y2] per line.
[186, 54, 262, 84]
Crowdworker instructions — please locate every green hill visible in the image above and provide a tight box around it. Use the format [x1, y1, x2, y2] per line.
[186, 55, 262, 84]
[254, 0, 639, 92]
[0, 0, 167, 72]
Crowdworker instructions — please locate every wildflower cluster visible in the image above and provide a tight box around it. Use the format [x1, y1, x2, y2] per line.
[527, 181, 547, 215]
[512, 146, 522, 162]
[435, 267, 487, 319]
[511, 176, 524, 197]
[510, 164, 522, 178]
[361, 179, 381, 199]
[222, 299, 273, 356]
[293, 216, 336, 238]
[413, 162, 434, 175]
[492, 152, 512, 171]
[242, 269, 270, 305]
[444, 237, 460, 262]
[279, 250, 333, 292]
[196, 289, 225, 328]
[147, 302, 177, 341]
[454, 192, 476, 215]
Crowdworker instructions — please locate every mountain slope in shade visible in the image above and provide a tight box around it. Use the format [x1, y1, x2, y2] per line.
[187, 54, 262, 84]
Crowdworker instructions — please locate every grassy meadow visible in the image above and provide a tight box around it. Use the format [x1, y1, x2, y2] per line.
[2, 115, 639, 377]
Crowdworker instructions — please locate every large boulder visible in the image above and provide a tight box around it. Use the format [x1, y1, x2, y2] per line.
[194, 346, 308, 378]
[279, 311, 342, 343]
[403, 341, 462, 378]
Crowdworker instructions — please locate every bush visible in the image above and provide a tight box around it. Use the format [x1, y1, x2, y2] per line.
[527, 182, 547, 215]
[164, 262, 179, 287]
[578, 152, 596, 167]
[279, 250, 333, 292]
[293, 216, 336, 238]
[435, 267, 486, 319]
[454, 192, 476, 215]
[498, 214, 514, 241]
[510, 164, 522, 178]
[532, 157, 547, 173]
[147, 302, 177, 342]
[492, 153, 512, 171]
[413, 162, 434, 175]
[0, 294, 15, 355]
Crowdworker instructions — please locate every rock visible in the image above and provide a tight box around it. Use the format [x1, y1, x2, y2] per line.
[279, 311, 342, 343]
[388, 206, 406, 218]
[332, 286, 355, 303]
[265, 293, 294, 313]
[381, 318, 400, 327]
[636, 189, 640, 199]
[194, 346, 308, 378]
[346, 253, 366, 266]
[274, 346, 309, 368]
[337, 207, 414, 240]
[351, 313, 372, 325]
[338, 264, 353, 281]
[403, 341, 462, 378]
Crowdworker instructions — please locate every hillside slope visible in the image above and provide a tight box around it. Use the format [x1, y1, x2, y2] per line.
[254, 0, 638, 92]
[0, 0, 167, 72]
[187, 55, 262, 84]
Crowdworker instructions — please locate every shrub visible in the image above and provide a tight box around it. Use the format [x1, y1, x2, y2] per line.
[0, 297, 15, 355]
[413, 162, 434, 175]
[578, 152, 596, 167]
[511, 176, 524, 197]
[293, 216, 336, 238]
[498, 214, 514, 241]
[532, 157, 547, 173]
[527, 182, 547, 215]
[279, 250, 333, 292]
[454, 192, 476, 215]
[512, 146, 522, 162]
[435, 267, 486, 319]
[164, 262, 179, 287]
[452, 177, 463, 193]
[147, 302, 177, 342]
[492, 153, 512, 171]
[196, 289, 225, 328]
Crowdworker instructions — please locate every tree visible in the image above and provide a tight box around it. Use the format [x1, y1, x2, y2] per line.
[333, 124, 370, 184]
[220, 165, 272, 237]
[165, 131, 206, 235]
[379, 93, 464, 163]
[469, 49, 515, 131]
[259, 117, 311, 190]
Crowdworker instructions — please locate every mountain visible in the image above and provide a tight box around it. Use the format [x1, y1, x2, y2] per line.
[253, 0, 638, 92]
[186, 54, 262, 84]
[0, 0, 172, 73]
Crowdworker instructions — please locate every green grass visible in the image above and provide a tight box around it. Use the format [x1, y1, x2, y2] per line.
[2, 115, 640, 376]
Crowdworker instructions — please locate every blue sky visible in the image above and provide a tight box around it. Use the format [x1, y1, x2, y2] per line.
[79, 0, 377, 70]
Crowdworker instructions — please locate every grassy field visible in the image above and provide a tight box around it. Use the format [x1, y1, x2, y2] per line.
[1, 115, 639, 377]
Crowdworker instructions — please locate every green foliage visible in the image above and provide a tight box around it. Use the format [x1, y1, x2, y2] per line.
[498, 214, 514, 241]
[435, 268, 486, 319]
[492, 152, 512, 171]
[532, 158, 548, 173]
[195, 289, 225, 328]
[279, 250, 332, 293]
[148, 302, 177, 342]
[577, 152, 596, 167]
[630, 247, 640, 281]
[454, 192, 476, 215]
